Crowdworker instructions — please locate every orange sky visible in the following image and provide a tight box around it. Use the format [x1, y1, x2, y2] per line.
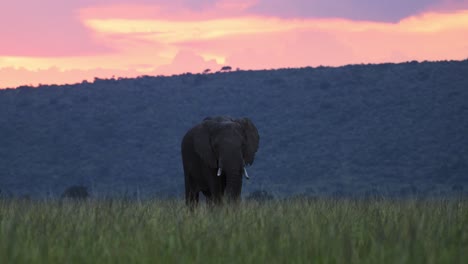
[1, 0, 467, 88]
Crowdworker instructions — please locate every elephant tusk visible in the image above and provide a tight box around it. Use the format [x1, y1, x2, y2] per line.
[217, 168, 222, 176]
[243, 167, 250, 180]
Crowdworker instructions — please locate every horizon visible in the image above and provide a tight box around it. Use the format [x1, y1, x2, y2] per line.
[1, 0, 468, 88]
[3, 59, 467, 90]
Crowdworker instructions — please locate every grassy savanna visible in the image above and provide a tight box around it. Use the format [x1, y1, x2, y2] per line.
[0, 199, 467, 263]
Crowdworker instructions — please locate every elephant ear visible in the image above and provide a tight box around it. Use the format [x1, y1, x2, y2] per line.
[192, 122, 218, 168]
[236, 117, 259, 165]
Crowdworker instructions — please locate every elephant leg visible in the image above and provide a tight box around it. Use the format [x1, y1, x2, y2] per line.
[186, 189, 199, 209]
[208, 187, 223, 205]
[202, 190, 213, 206]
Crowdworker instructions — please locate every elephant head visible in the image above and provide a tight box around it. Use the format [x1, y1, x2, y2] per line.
[193, 116, 259, 201]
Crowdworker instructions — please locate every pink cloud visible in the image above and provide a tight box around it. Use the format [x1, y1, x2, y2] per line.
[178, 30, 354, 70]
[0, 2, 112, 56]
[2, 0, 466, 57]
[155, 50, 221, 75]
[78, 0, 256, 22]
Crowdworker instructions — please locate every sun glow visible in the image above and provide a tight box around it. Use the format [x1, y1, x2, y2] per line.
[83, 17, 307, 43]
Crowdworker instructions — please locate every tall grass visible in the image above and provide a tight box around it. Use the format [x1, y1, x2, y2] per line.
[0, 198, 466, 263]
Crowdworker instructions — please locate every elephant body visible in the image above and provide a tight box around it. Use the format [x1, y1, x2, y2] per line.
[181, 116, 259, 207]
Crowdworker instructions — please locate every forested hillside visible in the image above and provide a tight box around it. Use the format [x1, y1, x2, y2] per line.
[1, 60, 467, 198]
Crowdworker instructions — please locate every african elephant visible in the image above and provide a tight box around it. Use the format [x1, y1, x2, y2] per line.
[181, 116, 259, 207]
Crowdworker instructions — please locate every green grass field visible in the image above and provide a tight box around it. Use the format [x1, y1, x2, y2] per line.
[0, 198, 466, 264]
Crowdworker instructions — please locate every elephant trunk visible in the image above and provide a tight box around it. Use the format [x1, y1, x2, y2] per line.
[225, 170, 242, 202]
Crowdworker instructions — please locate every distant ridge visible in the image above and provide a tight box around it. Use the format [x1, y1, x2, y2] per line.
[1, 59, 467, 198]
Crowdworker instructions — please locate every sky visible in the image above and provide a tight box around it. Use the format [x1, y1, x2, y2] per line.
[1, 0, 468, 88]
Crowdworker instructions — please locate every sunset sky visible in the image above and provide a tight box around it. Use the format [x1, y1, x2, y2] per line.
[1, 0, 468, 88]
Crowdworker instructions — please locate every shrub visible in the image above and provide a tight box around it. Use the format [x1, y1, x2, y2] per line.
[220, 66, 232, 72]
[61, 185, 89, 200]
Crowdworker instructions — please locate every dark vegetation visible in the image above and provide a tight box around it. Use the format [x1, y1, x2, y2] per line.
[0, 60, 467, 199]
[220, 66, 232, 72]
[61, 185, 89, 200]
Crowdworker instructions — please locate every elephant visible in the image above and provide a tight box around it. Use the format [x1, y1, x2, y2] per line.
[181, 116, 259, 207]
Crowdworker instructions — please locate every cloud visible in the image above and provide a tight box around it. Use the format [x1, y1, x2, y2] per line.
[78, 0, 468, 22]
[0, 0, 225, 56]
[83, 17, 311, 43]
[0, 52, 219, 88]
[0, 2, 114, 57]
[78, 0, 258, 21]
[223, 30, 354, 69]
[425, 0, 468, 11]
[1, 0, 468, 88]
[246, 0, 440, 22]
[155, 50, 221, 75]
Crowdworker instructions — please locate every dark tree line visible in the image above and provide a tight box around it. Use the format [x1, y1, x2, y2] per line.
[1, 60, 467, 198]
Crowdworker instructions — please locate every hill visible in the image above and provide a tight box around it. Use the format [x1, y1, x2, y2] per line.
[1, 60, 467, 198]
